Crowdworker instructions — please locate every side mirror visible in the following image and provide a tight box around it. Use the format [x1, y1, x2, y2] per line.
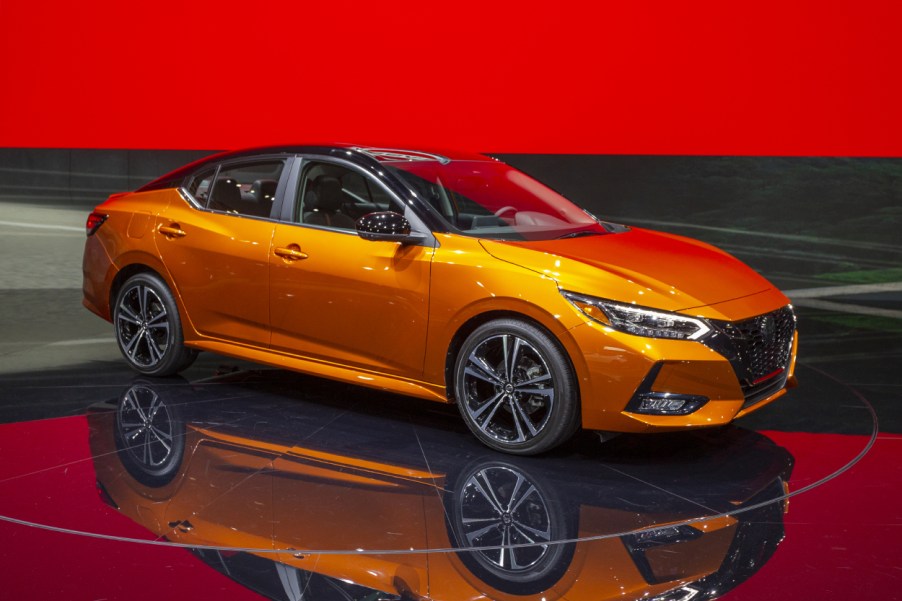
[356, 212, 426, 244]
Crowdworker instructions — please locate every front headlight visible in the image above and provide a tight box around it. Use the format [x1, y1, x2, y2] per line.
[561, 291, 711, 340]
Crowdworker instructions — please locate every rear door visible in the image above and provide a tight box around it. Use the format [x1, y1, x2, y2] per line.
[155, 158, 288, 347]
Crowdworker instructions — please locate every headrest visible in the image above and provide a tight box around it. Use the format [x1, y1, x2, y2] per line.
[211, 178, 241, 205]
[311, 176, 343, 212]
[251, 179, 277, 203]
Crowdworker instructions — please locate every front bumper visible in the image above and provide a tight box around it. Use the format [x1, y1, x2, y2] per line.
[570, 302, 798, 433]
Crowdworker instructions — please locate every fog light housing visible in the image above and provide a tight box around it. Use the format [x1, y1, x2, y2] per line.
[631, 392, 708, 415]
[625, 362, 709, 415]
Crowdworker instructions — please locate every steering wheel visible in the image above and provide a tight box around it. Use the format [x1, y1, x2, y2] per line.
[493, 205, 517, 218]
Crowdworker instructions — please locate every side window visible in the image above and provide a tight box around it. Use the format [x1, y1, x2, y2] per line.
[205, 160, 284, 218]
[186, 167, 216, 204]
[297, 161, 401, 230]
[340, 171, 394, 209]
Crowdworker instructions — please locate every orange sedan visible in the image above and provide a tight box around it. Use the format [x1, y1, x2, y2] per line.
[82, 145, 798, 454]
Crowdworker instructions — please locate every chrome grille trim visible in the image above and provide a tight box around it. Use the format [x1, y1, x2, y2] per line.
[703, 305, 796, 404]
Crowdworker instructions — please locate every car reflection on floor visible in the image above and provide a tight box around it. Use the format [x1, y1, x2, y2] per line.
[87, 372, 794, 601]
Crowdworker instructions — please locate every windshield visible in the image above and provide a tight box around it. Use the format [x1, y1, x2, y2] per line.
[385, 160, 608, 240]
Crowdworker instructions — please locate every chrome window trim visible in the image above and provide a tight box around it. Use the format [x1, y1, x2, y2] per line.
[176, 186, 204, 210]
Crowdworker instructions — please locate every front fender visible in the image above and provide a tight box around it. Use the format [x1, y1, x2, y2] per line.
[422, 234, 590, 402]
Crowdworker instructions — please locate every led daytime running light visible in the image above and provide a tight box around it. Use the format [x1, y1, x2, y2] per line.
[562, 291, 711, 340]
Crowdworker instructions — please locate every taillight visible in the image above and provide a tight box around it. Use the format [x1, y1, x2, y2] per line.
[86, 212, 108, 236]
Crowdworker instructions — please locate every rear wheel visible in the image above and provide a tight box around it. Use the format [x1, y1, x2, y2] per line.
[113, 273, 197, 376]
[454, 319, 580, 455]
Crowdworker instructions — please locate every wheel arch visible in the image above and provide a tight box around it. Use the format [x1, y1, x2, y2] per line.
[108, 256, 199, 341]
[109, 263, 163, 311]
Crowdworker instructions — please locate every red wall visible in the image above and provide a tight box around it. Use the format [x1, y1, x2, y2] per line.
[1, 0, 900, 155]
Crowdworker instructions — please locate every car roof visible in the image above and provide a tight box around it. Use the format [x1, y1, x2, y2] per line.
[138, 144, 493, 192]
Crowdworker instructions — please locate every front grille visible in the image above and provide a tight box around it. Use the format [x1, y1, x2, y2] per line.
[704, 305, 796, 406]
[719, 306, 796, 381]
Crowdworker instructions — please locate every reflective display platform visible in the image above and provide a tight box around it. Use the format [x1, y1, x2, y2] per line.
[0, 361, 893, 601]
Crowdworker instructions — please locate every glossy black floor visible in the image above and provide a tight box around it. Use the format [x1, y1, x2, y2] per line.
[2, 160, 902, 600]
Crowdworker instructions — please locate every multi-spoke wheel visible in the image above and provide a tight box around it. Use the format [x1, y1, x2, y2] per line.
[114, 381, 185, 487]
[454, 319, 579, 455]
[114, 273, 197, 376]
[447, 460, 576, 594]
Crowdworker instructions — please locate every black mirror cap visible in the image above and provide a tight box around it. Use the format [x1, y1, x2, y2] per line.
[356, 212, 426, 244]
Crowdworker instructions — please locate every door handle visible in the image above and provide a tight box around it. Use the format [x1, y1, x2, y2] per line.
[274, 246, 309, 261]
[158, 224, 187, 238]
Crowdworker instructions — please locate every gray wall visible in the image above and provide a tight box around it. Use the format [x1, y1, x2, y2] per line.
[4, 148, 899, 248]
[0, 148, 214, 206]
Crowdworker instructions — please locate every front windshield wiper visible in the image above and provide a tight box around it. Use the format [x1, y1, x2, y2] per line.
[556, 230, 603, 239]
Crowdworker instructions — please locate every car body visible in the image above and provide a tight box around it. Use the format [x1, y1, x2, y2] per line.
[82, 144, 798, 454]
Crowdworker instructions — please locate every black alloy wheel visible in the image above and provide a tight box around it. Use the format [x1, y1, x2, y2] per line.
[454, 319, 580, 455]
[114, 272, 197, 376]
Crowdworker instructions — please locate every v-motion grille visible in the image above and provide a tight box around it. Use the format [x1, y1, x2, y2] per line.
[705, 305, 796, 407]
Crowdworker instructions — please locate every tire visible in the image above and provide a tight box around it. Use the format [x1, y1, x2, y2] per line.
[113, 272, 197, 376]
[453, 319, 580, 455]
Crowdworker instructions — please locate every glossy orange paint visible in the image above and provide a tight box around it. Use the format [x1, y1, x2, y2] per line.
[479, 229, 778, 314]
[83, 147, 797, 444]
[269, 223, 434, 377]
[155, 194, 275, 347]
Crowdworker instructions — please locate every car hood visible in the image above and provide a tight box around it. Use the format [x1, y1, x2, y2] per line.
[480, 228, 778, 314]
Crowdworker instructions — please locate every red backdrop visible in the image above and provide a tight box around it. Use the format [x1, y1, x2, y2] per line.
[1, 0, 900, 156]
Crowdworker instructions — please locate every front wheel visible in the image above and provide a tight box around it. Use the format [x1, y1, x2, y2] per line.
[454, 319, 580, 455]
[113, 272, 197, 376]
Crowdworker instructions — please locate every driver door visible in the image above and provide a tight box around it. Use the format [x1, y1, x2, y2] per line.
[269, 160, 433, 379]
